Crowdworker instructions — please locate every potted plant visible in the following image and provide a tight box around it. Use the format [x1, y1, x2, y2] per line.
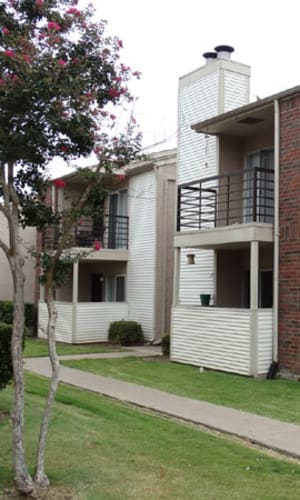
[200, 294, 211, 306]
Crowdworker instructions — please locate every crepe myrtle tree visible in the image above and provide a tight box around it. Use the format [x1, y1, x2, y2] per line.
[0, 0, 141, 494]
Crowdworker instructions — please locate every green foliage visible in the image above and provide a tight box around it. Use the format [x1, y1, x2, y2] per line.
[108, 320, 144, 346]
[0, 322, 13, 390]
[24, 303, 37, 333]
[161, 334, 170, 356]
[0, 301, 13, 324]
[0, 0, 142, 234]
[0, 301, 37, 333]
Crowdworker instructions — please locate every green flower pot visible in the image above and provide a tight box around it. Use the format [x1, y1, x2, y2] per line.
[200, 294, 211, 306]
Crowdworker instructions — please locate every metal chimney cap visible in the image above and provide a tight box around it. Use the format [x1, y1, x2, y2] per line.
[202, 51, 217, 59]
[214, 45, 234, 54]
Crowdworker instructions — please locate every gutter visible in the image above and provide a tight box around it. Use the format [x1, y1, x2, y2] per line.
[273, 99, 280, 363]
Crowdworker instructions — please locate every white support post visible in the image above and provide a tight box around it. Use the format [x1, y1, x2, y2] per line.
[250, 241, 259, 376]
[72, 261, 79, 343]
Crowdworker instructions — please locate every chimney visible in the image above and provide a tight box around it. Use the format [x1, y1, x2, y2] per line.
[202, 51, 217, 65]
[214, 45, 234, 60]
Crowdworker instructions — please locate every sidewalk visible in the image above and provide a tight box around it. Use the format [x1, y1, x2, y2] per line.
[25, 348, 300, 460]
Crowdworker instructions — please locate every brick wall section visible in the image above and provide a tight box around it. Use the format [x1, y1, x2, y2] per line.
[278, 93, 300, 375]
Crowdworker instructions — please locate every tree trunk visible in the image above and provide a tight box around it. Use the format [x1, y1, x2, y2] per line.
[34, 283, 60, 487]
[11, 255, 34, 494]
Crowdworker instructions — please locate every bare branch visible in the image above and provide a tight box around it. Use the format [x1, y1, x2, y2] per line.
[0, 238, 10, 258]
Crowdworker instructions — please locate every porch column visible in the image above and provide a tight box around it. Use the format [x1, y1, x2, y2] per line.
[250, 240, 259, 376]
[72, 261, 79, 343]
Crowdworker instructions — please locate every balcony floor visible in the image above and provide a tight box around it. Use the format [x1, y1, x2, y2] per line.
[174, 222, 273, 250]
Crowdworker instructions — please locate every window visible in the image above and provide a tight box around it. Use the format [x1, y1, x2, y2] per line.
[108, 190, 128, 248]
[244, 149, 274, 223]
[105, 275, 126, 302]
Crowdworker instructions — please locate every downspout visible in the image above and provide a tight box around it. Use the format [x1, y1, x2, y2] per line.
[273, 99, 280, 363]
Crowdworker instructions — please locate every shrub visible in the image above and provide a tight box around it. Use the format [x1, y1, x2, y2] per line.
[0, 323, 13, 390]
[161, 334, 170, 356]
[108, 320, 144, 346]
[0, 301, 37, 336]
[24, 303, 38, 336]
[0, 323, 26, 390]
[0, 301, 13, 324]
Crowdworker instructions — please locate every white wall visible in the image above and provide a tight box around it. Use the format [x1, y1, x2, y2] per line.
[0, 213, 36, 303]
[171, 306, 251, 375]
[127, 170, 156, 340]
[177, 58, 250, 306]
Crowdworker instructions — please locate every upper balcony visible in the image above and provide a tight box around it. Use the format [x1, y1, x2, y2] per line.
[175, 166, 274, 249]
[43, 213, 129, 260]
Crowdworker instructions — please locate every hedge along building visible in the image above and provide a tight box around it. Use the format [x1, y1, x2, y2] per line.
[38, 149, 176, 343]
[172, 45, 300, 378]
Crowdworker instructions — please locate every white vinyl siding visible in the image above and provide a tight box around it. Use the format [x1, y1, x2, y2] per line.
[171, 306, 251, 375]
[38, 302, 72, 343]
[75, 302, 128, 343]
[178, 72, 218, 185]
[179, 248, 214, 304]
[127, 171, 156, 341]
[171, 306, 273, 376]
[38, 301, 128, 343]
[223, 70, 250, 112]
[257, 309, 273, 374]
[177, 73, 219, 305]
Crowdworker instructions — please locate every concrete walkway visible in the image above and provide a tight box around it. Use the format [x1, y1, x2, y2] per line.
[25, 348, 300, 460]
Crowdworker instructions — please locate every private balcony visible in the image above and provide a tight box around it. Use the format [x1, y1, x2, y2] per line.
[175, 167, 274, 249]
[43, 214, 129, 252]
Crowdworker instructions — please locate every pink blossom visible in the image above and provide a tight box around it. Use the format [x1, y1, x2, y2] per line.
[66, 7, 81, 16]
[110, 114, 117, 120]
[60, 145, 68, 153]
[94, 240, 102, 251]
[47, 21, 62, 31]
[117, 39, 123, 48]
[2, 27, 9, 35]
[108, 87, 120, 99]
[23, 54, 32, 63]
[12, 74, 18, 81]
[53, 178, 66, 188]
[4, 50, 15, 58]
[133, 70, 142, 79]
[117, 174, 126, 182]
[58, 59, 67, 66]
[0, 79, 6, 86]
[36, 0, 44, 7]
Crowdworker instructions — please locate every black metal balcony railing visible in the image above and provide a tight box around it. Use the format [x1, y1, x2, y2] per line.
[177, 167, 274, 231]
[43, 214, 129, 250]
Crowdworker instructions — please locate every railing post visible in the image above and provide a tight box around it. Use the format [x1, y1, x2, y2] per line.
[199, 183, 202, 229]
[253, 168, 257, 222]
[177, 187, 181, 231]
[226, 175, 230, 225]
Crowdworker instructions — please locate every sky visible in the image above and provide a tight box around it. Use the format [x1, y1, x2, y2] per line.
[52, 0, 300, 177]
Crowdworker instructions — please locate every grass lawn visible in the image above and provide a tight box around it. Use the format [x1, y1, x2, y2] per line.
[62, 356, 300, 425]
[1, 374, 300, 499]
[24, 338, 123, 358]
